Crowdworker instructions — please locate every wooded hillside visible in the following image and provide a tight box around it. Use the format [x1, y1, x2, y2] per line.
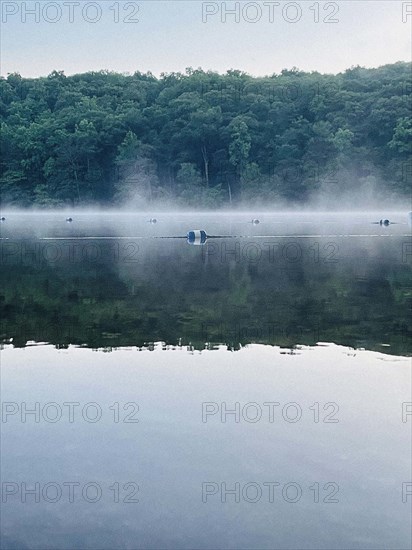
[1, 62, 411, 207]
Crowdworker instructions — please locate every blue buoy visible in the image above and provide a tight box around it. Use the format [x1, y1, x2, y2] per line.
[149, 218, 157, 224]
[251, 219, 260, 225]
[0, 217, 5, 222]
[66, 217, 73, 222]
[187, 230, 207, 245]
[379, 219, 390, 227]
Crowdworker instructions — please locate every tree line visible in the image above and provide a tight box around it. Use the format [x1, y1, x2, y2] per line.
[1, 62, 411, 208]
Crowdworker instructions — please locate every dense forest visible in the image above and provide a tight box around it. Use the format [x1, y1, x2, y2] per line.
[0, 62, 411, 208]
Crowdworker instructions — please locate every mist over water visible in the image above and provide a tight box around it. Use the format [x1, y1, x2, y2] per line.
[1, 161, 411, 216]
[1, 209, 411, 549]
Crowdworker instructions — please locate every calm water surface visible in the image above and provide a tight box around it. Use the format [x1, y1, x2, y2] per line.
[1, 212, 411, 549]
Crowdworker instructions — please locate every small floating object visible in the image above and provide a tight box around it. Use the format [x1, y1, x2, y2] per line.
[0, 216, 5, 222]
[66, 217, 73, 222]
[187, 230, 207, 245]
[149, 218, 157, 224]
[372, 218, 391, 226]
[251, 219, 260, 225]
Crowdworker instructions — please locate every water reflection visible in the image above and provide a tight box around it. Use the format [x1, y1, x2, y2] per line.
[1, 213, 411, 355]
[1, 344, 411, 549]
[1, 214, 411, 549]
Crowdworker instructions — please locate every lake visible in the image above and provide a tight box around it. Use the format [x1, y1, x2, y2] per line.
[1, 212, 411, 549]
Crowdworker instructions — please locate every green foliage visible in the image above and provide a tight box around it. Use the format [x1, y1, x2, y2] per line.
[116, 131, 140, 162]
[389, 117, 412, 154]
[0, 63, 410, 207]
[229, 116, 251, 174]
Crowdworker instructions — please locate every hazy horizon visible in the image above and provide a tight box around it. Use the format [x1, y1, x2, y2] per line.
[2, 59, 411, 80]
[1, 1, 411, 78]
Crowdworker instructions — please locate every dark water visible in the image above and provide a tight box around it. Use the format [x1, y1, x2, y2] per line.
[1, 212, 411, 549]
[1, 212, 411, 354]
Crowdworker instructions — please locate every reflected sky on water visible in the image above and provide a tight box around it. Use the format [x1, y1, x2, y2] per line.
[1, 212, 411, 549]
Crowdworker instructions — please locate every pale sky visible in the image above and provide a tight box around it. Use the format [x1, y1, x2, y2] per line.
[1, 1, 411, 77]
